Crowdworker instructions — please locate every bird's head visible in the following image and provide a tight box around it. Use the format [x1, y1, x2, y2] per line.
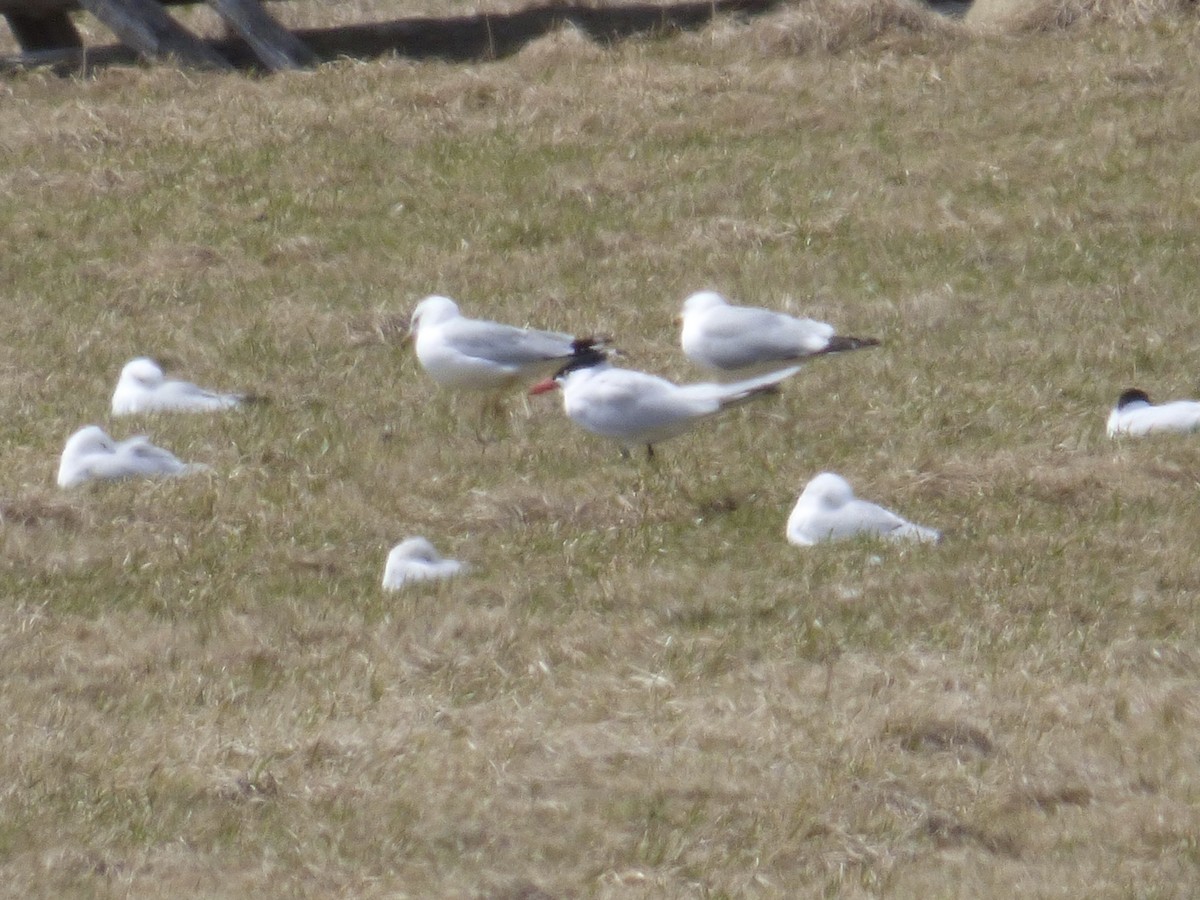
[801, 472, 855, 509]
[1115, 388, 1151, 410]
[678, 290, 729, 325]
[408, 295, 460, 338]
[529, 346, 610, 395]
[120, 357, 165, 388]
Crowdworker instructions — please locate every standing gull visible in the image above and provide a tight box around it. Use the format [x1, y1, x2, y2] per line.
[786, 472, 940, 546]
[679, 290, 879, 379]
[408, 295, 605, 391]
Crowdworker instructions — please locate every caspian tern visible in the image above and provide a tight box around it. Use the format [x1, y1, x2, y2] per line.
[1106, 388, 1200, 437]
[786, 472, 940, 546]
[408, 295, 605, 391]
[679, 290, 879, 379]
[382, 537, 466, 590]
[112, 357, 246, 415]
[57, 425, 205, 488]
[530, 348, 800, 458]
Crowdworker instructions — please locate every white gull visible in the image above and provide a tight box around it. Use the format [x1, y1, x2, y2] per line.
[787, 472, 940, 546]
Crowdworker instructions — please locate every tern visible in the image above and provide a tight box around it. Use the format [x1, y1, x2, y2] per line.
[1106, 388, 1200, 437]
[530, 348, 800, 458]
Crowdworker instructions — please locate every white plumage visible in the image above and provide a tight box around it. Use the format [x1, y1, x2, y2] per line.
[382, 537, 466, 590]
[409, 295, 603, 391]
[679, 290, 879, 379]
[787, 472, 940, 546]
[531, 349, 799, 457]
[57, 425, 203, 488]
[112, 357, 243, 415]
[1106, 388, 1200, 437]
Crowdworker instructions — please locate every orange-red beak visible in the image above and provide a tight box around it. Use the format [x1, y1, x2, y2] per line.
[529, 378, 559, 395]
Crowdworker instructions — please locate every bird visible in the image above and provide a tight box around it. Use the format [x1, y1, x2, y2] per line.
[679, 290, 879, 379]
[529, 347, 801, 458]
[786, 472, 940, 546]
[1106, 388, 1200, 437]
[382, 537, 466, 590]
[112, 357, 246, 415]
[57, 425, 205, 488]
[408, 295, 606, 392]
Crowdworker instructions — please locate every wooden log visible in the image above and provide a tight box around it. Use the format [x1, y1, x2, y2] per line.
[0, 42, 132, 71]
[3, 8, 81, 49]
[78, 0, 233, 69]
[2, 0, 203, 15]
[2, 0, 790, 73]
[206, 0, 314, 71]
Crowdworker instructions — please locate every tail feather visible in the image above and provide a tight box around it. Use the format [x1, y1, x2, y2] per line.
[820, 335, 880, 355]
[718, 382, 783, 410]
[716, 365, 803, 409]
[890, 522, 941, 544]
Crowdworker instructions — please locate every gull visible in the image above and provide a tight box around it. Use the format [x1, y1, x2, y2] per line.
[112, 357, 246, 415]
[57, 425, 204, 488]
[530, 348, 800, 458]
[787, 472, 940, 546]
[382, 537, 466, 590]
[1106, 388, 1200, 437]
[679, 290, 879, 379]
[408, 295, 606, 391]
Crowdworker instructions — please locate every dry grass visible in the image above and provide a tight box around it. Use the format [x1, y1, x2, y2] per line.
[968, 0, 1196, 30]
[727, 0, 966, 55]
[4, 0, 1200, 896]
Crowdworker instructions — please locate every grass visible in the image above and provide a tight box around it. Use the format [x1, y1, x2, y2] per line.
[4, 0, 1200, 895]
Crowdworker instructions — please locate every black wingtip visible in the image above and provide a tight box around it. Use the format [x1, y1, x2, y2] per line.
[554, 344, 610, 378]
[823, 335, 881, 355]
[751, 383, 783, 399]
[571, 335, 612, 354]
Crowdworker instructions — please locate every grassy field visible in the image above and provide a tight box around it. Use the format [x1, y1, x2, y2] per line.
[4, 0, 1200, 895]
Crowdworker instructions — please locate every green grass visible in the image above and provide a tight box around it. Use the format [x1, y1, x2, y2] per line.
[3, 1, 1200, 896]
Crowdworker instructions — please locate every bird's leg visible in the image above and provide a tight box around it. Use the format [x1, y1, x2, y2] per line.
[472, 392, 509, 445]
[483, 390, 508, 423]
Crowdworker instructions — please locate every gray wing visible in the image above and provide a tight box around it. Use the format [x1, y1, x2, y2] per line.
[699, 306, 834, 369]
[825, 499, 915, 540]
[159, 380, 241, 409]
[445, 318, 576, 366]
[569, 370, 714, 440]
[110, 437, 189, 477]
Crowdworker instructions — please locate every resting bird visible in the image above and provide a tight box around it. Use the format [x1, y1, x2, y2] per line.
[1106, 388, 1200, 437]
[679, 290, 879, 379]
[786, 472, 940, 546]
[112, 357, 245, 415]
[57, 425, 203, 488]
[408, 295, 605, 391]
[530, 347, 800, 458]
[382, 537, 466, 590]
